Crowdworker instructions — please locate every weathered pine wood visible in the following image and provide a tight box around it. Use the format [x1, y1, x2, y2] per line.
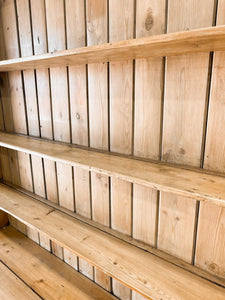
[195, 0, 225, 279]
[16, 0, 41, 244]
[0, 25, 225, 71]
[45, 0, 73, 258]
[110, 2, 133, 296]
[0, 185, 225, 300]
[158, 0, 214, 263]
[0, 0, 33, 242]
[1, 132, 225, 207]
[7, 181, 225, 288]
[86, 0, 111, 290]
[0, 261, 41, 300]
[0, 226, 116, 300]
[133, 0, 166, 247]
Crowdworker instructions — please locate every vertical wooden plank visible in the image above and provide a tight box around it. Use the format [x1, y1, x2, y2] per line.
[45, 0, 70, 143]
[112, 279, 131, 300]
[63, 248, 78, 270]
[64, 0, 87, 269]
[74, 167, 91, 219]
[66, 0, 88, 147]
[133, 185, 157, 245]
[15, 0, 39, 243]
[78, 258, 94, 280]
[109, 0, 133, 234]
[132, 291, 147, 300]
[91, 172, 109, 227]
[0, 147, 11, 182]
[158, 0, 215, 263]
[56, 162, 74, 211]
[45, 0, 75, 258]
[195, 0, 225, 278]
[86, 0, 110, 291]
[133, 0, 166, 247]
[65, 0, 90, 216]
[109, 0, 133, 297]
[30, 1, 57, 224]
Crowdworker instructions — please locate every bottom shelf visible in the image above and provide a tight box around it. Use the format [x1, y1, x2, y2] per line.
[0, 226, 115, 300]
[0, 183, 224, 299]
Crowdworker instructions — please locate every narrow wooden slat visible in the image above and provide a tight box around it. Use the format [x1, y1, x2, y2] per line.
[0, 262, 41, 300]
[1, 132, 225, 207]
[0, 25, 225, 71]
[0, 226, 116, 300]
[196, 1, 225, 279]
[45, 0, 72, 257]
[133, 0, 166, 247]
[0, 185, 225, 300]
[109, 0, 133, 245]
[86, 0, 110, 289]
[30, 0, 56, 252]
[16, 0, 42, 243]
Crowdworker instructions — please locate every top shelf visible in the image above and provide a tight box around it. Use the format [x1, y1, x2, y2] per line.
[0, 26, 225, 72]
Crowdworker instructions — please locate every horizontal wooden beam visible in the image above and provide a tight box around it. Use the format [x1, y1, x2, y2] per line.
[0, 226, 116, 300]
[0, 185, 224, 299]
[0, 26, 225, 71]
[0, 132, 225, 207]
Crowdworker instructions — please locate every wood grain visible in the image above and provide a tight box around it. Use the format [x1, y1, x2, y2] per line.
[1, 133, 225, 207]
[0, 226, 116, 300]
[196, 0, 225, 279]
[133, 0, 166, 248]
[0, 262, 41, 300]
[0, 184, 225, 300]
[0, 26, 225, 71]
[86, 0, 111, 290]
[159, 0, 214, 263]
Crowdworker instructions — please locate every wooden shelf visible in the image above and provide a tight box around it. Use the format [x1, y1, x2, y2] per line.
[1, 132, 225, 207]
[0, 261, 41, 300]
[0, 26, 225, 72]
[0, 226, 116, 300]
[0, 184, 224, 299]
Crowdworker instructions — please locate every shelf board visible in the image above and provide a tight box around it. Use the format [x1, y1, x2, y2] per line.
[0, 184, 225, 300]
[0, 26, 225, 72]
[1, 132, 225, 207]
[0, 226, 116, 300]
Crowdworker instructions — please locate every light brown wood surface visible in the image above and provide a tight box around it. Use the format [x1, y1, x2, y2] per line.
[0, 185, 225, 299]
[86, 0, 111, 290]
[0, 226, 116, 300]
[133, 0, 166, 248]
[0, 261, 41, 300]
[0, 25, 225, 71]
[109, 0, 134, 294]
[1, 132, 225, 207]
[159, 0, 214, 263]
[195, 0, 225, 279]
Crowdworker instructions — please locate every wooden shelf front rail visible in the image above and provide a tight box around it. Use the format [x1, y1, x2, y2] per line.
[0, 25, 225, 72]
[0, 132, 225, 207]
[0, 184, 225, 300]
